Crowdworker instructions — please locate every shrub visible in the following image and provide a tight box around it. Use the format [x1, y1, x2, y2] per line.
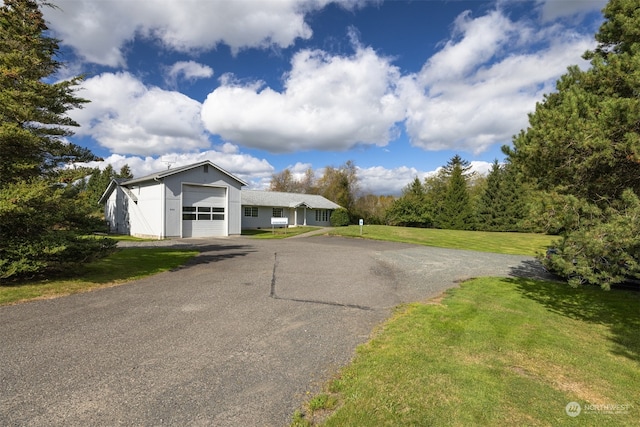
[0, 180, 117, 281]
[330, 208, 350, 226]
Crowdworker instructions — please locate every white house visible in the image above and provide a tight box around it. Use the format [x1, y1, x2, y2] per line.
[99, 161, 341, 238]
[99, 161, 247, 238]
[241, 190, 341, 229]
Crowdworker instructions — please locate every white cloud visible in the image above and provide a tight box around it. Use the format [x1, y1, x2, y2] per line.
[70, 72, 211, 156]
[357, 166, 424, 195]
[165, 61, 214, 87]
[357, 161, 494, 195]
[201, 45, 404, 152]
[43, 0, 370, 67]
[79, 147, 274, 188]
[400, 8, 595, 154]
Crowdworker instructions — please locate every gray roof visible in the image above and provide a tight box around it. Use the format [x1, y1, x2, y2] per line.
[241, 190, 341, 209]
[122, 160, 247, 186]
[98, 161, 247, 204]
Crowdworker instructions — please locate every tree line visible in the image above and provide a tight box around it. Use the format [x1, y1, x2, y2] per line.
[269, 155, 530, 232]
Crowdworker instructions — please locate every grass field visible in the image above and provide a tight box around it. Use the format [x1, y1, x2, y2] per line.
[295, 277, 640, 426]
[0, 248, 198, 306]
[328, 225, 556, 256]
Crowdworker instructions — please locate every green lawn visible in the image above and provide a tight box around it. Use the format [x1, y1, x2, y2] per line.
[0, 248, 198, 306]
[295, 277, 640, 426]
[328, 225, 556, 256]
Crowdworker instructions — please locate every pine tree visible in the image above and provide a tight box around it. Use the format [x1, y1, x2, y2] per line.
[503, 0, 640, 288]
[504, 0, 640, 205]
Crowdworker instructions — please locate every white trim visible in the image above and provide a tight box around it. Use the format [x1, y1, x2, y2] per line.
[159, 180, 165, 239]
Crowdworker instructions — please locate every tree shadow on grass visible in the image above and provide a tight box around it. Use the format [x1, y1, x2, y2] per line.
[504, 274, 640, 363]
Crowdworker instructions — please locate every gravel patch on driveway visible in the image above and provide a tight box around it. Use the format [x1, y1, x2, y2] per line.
[0, 236, 552, 426]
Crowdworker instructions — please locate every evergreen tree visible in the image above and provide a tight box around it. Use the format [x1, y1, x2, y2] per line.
[385, 177, 431, 227]
[476, 161, 528, 231]
[0, 0, 114, 280]
[435, 155, 475, 230]
[504, 0, 640, 205]
[0, 0, 97, 186]
[503, 0, 640, 288]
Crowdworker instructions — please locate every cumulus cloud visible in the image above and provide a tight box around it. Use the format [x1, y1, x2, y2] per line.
[70, 72, 211, 155]
[201, 45, 404, 152]
[357, 161, 494, 195]
[357, 166, 425, 195]
[165, 61, 214, 87]
[43, 0, 369, 67]
[79, 147, 274, 188]
[400, 8, 595, 154]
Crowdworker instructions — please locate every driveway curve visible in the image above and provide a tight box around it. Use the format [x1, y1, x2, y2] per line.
[0, 235, 551, 426]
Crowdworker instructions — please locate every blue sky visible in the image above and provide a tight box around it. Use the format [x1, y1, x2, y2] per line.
[43, 0, 606, 194]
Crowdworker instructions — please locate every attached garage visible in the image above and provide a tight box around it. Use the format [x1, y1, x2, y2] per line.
[182, 185, 227, 238]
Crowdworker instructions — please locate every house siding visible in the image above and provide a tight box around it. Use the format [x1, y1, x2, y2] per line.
[104, 186, 128, 234]
[129, 182, 163, 238]
[241, 206, 334, 229]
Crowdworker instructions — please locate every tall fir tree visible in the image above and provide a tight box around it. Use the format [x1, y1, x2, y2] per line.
[476, 161, 528, 232]
[0, 0, 96, 186]
[434, 155, 475, 230]
[0, 0, 114, 280]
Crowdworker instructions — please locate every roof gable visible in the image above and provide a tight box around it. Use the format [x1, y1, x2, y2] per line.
[121, 160, 247, 187]
[98, 178, 126, 204]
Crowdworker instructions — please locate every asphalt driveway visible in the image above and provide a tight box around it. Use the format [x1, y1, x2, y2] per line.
[0, 235, 551, 426]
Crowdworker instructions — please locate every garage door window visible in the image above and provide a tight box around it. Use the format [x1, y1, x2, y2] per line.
[183, 206, 225, 221]
[182, 206, 196, 220]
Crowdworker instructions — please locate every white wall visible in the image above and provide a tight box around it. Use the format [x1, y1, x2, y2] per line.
[128, 182, 163, 238]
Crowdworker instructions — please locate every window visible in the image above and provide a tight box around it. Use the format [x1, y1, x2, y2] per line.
[244, 206, 258, 217]
[316, 210, 329, 222]
[212, 207, 225, 221]
[197, 206, 211, 220]
[272, 208, 284, 218]
[183, 206, 224, 221]
[182, 206, 196, 220]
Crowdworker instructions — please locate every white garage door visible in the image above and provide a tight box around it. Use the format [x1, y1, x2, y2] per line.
[182, 185, 227, 237]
